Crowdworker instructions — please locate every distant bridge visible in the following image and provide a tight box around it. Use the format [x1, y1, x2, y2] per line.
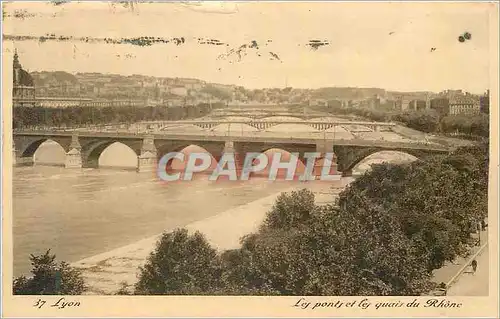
[106, 119, 396, 132]
[13, 97, 154, 108]
[208, 108, 329, 120]
[12, 118, 458, 176]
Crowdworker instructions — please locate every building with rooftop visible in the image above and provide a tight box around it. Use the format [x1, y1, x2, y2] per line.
[448, 95, 480, 115]
[12, 50, 36, 107]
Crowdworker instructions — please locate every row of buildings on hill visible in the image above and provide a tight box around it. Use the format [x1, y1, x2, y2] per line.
[13, 51, 490, 116]
[309, 89, 489, 116]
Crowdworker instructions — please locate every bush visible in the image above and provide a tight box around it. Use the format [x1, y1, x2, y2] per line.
[135, 229, 222, 295]
[261, 189, 316, 230]
[393, 109, 440, 133]
[440, 114, 489, 137]
[13, 250, 86, 295]
[134, 146, 487, 295]
[337, 147, 488, 271]
[221, 203, 432, 296]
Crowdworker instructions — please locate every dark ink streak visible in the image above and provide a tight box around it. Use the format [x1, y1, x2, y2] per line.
[172, 37, 185, 45]
[269, 52, 280, 61]
[7, 9, 37, 20]
[116, 53, 137, 59]
[3, 34, 188, 47]
[307, 39, 330, 51]
[51, 0, 69, 6]
[217, 40, 281, 63]
[197, 38, 226, 46]
[430, 47, 436, 52]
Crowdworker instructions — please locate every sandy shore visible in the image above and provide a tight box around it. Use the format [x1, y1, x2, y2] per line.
[71, 179, 350, 295]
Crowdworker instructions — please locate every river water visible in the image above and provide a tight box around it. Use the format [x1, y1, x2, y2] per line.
[12, 142, 311, 277]
[13, 138, 415, 277]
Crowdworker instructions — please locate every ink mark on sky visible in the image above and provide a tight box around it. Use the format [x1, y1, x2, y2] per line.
[217, 40, 281, 63]
[458, 32, 472, 43]
[50, 0, 69, 6]
[307, 40, 330, 51]
[5, 9, 37, 20]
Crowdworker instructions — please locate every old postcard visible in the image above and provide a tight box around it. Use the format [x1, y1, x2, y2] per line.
[1, 1, 499, 318]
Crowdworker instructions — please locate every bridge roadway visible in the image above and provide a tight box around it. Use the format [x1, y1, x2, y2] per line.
[15, 129, 446, 151]
[24, 119, 396, 135]
[13, 120, 455, 176]
[137, 119, 396, 131]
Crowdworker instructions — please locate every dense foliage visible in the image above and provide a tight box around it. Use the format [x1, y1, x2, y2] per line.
[13, 250, 86, 295]
[309, 104, 489, 138]
[440, 114, 490, 138]
[261, 189, 316, 230]
[134, 229, 222, 295]
[134, 142, 488, 296]
[17, 143, 487, 295]
[13, 102, 224, 129]
[392, 109, 441, 133]
[337, 145, 488, 271]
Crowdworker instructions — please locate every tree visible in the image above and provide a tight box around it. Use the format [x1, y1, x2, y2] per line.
[221, 202, 432, 296]
[13, 250, 86, 295]
[393, 109, 440, 133]
[135, 229, 222, 295]
[261, 189, 316, 231]
[440, 114, 489, 138]
[337, 149, 487, 271]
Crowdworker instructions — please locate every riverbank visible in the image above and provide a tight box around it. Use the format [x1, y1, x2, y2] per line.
[72, 179, 350, 295]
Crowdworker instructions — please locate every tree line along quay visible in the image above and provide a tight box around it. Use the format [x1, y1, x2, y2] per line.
[12, 102, 222, 129]
[13, 136, 489, 295]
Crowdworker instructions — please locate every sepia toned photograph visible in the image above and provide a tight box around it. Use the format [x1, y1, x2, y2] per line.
[1, 1, 498, 318]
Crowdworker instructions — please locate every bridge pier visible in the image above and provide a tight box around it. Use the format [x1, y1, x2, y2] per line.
[314, 140, 340, 178]
[12, 140, 35, 166]
[137, 135, 157, 173]
[15, 156, 34, 166]
[221, 140, 244, 174]
[342, 169, 353, 177]
[65, 134, 82, 169]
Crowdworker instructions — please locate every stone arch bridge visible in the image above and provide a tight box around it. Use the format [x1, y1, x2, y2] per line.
[147, 119, 394, 132]
[13, 129, 454, 176]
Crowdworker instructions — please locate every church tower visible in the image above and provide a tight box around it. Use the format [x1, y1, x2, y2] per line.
[13, 49, 22, 85]
[12, 49, 36, 107]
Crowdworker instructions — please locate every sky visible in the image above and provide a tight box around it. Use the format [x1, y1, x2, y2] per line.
[2, 1, 496, 93]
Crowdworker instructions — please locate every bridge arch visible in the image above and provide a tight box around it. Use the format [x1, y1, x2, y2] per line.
[156, 143, 222, 175]
[81, 140, 141, 169]
[347, 150, 420, 175]
[245, 147, 308, 179]
[34, 139, 67, 165]
[15, 136, 72, 159]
